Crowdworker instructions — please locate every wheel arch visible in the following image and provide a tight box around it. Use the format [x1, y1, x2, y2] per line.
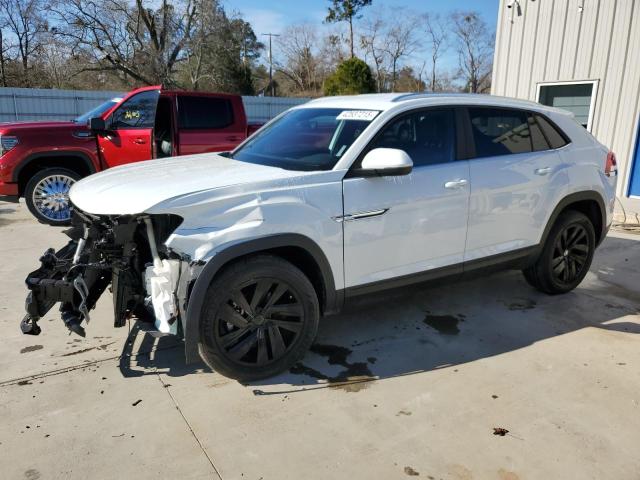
[541, 191, 607, 248]
[15, 152, 97, 194]
[183, 234, 341, 364]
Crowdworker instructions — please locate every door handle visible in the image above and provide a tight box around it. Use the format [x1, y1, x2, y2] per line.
[225, 135, 243, 141]
[132, 137, 147, 145]
[535, 167, 551, 176]
[444, 179, 469, 189]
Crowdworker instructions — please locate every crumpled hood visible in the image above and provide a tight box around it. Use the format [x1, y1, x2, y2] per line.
[70, 153, 318, 215]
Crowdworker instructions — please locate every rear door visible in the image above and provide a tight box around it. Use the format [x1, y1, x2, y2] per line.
[342, 108, 470, 290]
[176, 95, 246, 155]
[464, 107, 567, 262]
[98, 89, 159, 168]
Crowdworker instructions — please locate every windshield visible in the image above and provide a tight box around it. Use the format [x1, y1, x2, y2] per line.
[230, 108, 379, 171]
[74, 98, 122, 123]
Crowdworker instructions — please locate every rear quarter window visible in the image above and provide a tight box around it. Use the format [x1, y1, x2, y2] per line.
[534, 114, 569, 149]
[178, 96, 234, 130]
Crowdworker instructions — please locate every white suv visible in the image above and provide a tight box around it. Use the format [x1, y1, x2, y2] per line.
[22, 93, 618, 380]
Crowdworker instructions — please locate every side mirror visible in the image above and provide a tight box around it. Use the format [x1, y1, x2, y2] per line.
[88, 117, 106, 132]
[359, 148, 413, 177]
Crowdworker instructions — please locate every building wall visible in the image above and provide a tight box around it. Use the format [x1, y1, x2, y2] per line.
[492, 0, 640, 220]
[0, 87, 309, 124]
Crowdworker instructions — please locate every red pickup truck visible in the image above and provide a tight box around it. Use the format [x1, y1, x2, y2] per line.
[0, 86, 262, 225]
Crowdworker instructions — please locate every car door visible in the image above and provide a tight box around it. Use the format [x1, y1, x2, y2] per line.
[342, 108, 470, 290]
[176, 95, 246, 155]
[464, 107, 567, 262]
[98, 89, 159, 168]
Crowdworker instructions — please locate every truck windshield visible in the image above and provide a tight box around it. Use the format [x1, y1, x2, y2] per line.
[230, 108, 379, 171]
[74, 98, 122, 123]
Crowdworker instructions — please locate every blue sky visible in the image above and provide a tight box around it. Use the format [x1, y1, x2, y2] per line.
[225, 0, 499, 73]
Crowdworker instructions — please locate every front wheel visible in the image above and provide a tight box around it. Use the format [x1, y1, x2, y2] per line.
[24, 168, 81, 226]
[199, 255, 320, 381]
[523, 210, 596, 294]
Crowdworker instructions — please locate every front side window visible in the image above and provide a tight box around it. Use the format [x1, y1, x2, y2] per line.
[178, 96, 234, 129]
[75, 98, 121, 123]
[366, 109, 455, 167]
[110, 90, 159, 129]
[230, 108, 378, 171]
[469, 107, 532, 158]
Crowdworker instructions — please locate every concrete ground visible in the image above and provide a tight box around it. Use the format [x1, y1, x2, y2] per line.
[1, 200, 639, 480]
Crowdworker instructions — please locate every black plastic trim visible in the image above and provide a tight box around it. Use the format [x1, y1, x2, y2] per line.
[344, 263, 463, 298]
[183, 234, 340, 363]
[12, 151, 97, 183]
[539, 190, 607, 246]
[343, 245, 539, 299]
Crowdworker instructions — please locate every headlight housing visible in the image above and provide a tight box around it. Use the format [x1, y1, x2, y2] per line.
[0, 135, 19, 156]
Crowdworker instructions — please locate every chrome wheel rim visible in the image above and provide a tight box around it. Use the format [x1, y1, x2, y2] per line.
[551, 224, 590, 285]
[32, 174, 76, 222]
[214, 278, 304, 367]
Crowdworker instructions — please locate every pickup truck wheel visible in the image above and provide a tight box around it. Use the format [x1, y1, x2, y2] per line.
[199, 255, 320, 381]
[522, 211, 595, 294]
[24, 168, 81, 226]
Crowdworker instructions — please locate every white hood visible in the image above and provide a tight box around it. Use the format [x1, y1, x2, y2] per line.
[69, 153, 314, 215]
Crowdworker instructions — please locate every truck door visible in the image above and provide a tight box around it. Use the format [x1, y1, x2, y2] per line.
[98, 90, 160, 168]
[176, 95, 246, 155]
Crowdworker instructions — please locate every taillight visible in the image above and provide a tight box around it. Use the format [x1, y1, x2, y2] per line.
[0, 135, 19, 156]
[605, 151, 617, 177]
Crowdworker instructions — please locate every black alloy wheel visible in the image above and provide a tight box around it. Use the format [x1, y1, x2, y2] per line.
[215, 278, 305, 367]
[199, 255, 319, 381]
[550, 223, 590, 285]
[522, 210, 596, 295]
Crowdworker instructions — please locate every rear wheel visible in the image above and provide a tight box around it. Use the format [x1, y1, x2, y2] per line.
[199, 255, 320, 381]
[24, 168, 81, 225]
[522, 211, 595, 294]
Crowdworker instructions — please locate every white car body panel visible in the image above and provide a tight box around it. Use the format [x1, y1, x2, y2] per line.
[343, 161, 470, 287]
[464, 149, 568, 261]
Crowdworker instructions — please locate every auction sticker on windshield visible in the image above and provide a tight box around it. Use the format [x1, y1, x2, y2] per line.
[337, 110, 380, 121]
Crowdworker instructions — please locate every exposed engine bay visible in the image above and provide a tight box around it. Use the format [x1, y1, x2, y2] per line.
[21, 208, 185, 338]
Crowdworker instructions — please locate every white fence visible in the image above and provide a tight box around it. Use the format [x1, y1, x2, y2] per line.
[0, 87, 309, 123]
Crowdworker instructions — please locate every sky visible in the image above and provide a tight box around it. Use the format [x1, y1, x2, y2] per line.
[224, 0, 500, 72]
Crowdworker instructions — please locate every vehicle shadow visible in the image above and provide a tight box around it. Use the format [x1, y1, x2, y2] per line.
[121, 235, 640, 387]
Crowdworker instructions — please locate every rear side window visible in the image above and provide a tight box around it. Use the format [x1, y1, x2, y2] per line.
[368, 109, 456, 167]
[534, 114, 568, 149]
[178, 96, 234, 130]
[468, 107, 532, 157]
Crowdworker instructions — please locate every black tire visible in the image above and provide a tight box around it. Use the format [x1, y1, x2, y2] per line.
[24, 168, 81, 226]
[198, 255, 320, 381]
[522, 210, 596, 294]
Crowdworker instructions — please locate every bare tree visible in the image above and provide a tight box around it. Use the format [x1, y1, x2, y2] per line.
[0, 0, 47, 86]
[0, 26, 9, 86]
[423, 13, 448, 92]
[382, 14, 421, 92]
[450, 11, 493, 93]
[360, 17, 389, 92]
[276, 23, 323, 95]
[52, 0, 199, 86]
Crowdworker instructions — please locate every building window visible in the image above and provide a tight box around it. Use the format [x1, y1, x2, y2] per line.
[536, 80, 598, 131]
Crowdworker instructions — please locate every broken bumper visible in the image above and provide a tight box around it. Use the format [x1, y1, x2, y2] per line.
[21, 209, 188, 339]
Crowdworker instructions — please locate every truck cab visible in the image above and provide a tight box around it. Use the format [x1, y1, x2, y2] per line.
[0, 86, 261, 225]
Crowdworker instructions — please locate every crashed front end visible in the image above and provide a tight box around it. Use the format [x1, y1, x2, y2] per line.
[21, 207, 190, 339]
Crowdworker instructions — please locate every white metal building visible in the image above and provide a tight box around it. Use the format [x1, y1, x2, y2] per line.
[491, 0, 640, 220]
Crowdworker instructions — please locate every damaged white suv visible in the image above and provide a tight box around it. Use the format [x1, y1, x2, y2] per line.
[22, 93, 618, 380]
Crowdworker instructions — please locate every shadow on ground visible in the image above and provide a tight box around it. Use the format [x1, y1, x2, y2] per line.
[111, 236, 640, 388]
